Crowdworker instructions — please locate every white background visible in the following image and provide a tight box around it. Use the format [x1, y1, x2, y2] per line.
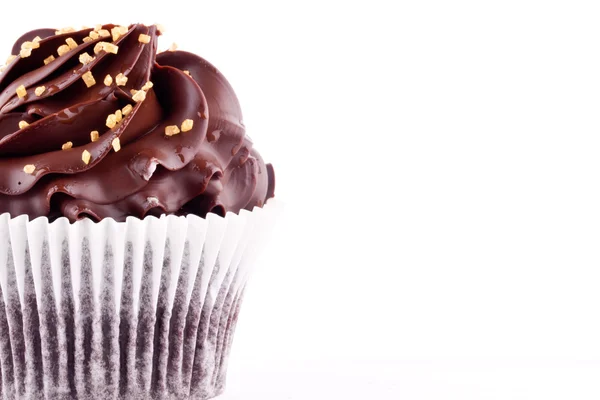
[5, 0, 600, 398]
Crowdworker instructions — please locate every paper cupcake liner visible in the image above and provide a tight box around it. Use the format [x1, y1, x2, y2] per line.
[0, 199, 280, 400]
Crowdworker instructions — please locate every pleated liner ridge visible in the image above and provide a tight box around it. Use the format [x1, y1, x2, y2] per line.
[0, 200, 279, 400]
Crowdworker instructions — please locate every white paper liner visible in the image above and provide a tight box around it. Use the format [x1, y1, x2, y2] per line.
[0, 199, 281, 400]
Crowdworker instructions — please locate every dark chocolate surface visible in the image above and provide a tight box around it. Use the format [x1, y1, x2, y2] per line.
[0, 24, 274, 221]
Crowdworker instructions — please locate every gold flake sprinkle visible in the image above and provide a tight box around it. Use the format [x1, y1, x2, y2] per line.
[82, 37, 93, 43]
[115, 73, 128, 86]
[111, 26, 128, 42]
[34, 86, 46, 96]
[168, 42, 177, 51]
[103, 42, 118, 54]
[18, 121, 29, 129]
[122, 104, 133, 116]
[138, 34, 151, 44]
[115, 109, 122, 122]
[90, 130, 99, 142]
[62, 141, 73, 150]
[98, 29, 111, 38]
[106, 114, 117, 129]
[183, 70, 190, 76]
[19, 48, 32, 58]
[104, 74, 113, 86]
[32, 36, 42, 43]
[57, 44, 70, 56]
[181, 119, 193, 132]
[89, 31, 99, 40]
[23, 164, 35, 174]
[165, 125, 180, 136]
[79, 52, 94, 65]
[141, 81, 153, 91]
[93, 42, 103, 54]
[82, 150, 91, 165]
[16, 85, 27, 99]
[21, 41, 40, 50]
[112, 137, 121, 152]
[65, 38, 78, 50]
[82, 71, 96, 87]
[132, 90, 146, 102]
[94, 42, 119, 54]
[130, 89, 138, 95]
[94, 24, 103, 31]
[93, 42, 118, 55]
[44, 55, 55, 65]
[111, 28, 120, 42]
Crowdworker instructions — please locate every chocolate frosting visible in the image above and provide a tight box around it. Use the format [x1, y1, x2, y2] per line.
[0, 24, 274, 222]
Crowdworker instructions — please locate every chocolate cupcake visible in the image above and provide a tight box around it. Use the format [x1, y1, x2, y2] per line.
[0, 23, 277, 399]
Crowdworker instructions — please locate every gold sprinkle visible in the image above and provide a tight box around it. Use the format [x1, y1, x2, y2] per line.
[55, 27, 76, 35]
[111, 26, 128, 42]
[98, 29, 111, 38]
[18, 121, 29, 129]
[6, 55, 17, 64]
[23, 164, 35, 174]
[138, 34, 151, 44]
[82, 150, 91, 165]
[19, 48, 32, 58]
[44, 55, 55, 65]
[82, 71, 96, 87]
[168, 42, 178, 51]
[130, 89, 138, 95]
[165, 125, 180, 136]
[103, 42, 119, 54]
[62, 141, 73, 150]
[32, 36, 42, 43]
[115, 109, 122, 122]
[104, 74, 113, 86]
[79, 52, 94, 65]
[132, 90, 146, 102]
[65, 38, 78, 50]
[57, 44, 70, 57]
[111, 28, 121, 42]
[141, 81, 153, 91]
[106, 114, 117, 129]
[183, 70, 190, 76]
[115, 73, 128, 86]
[90, 130, 99, 142]
[89, 31, 100, 40]
[111, 137, 121, 152]
[122, 104, 133, 116]
[16, 85, 27, 99]
[181, 119, 194, 132]
[94, 24, 103, 31]
[34, 86, 45, 96]
[82, 37, 93, 43]
[93, 41, 118, 54]
[21, 41, 40, 50]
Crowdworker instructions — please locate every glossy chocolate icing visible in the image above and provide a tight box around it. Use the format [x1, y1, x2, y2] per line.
[0, 24, 274, 222]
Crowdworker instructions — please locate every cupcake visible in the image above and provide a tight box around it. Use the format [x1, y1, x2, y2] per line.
[0, 23, 277, 399]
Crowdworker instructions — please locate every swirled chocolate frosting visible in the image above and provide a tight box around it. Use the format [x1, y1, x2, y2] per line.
[0, 24, 275, 222]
